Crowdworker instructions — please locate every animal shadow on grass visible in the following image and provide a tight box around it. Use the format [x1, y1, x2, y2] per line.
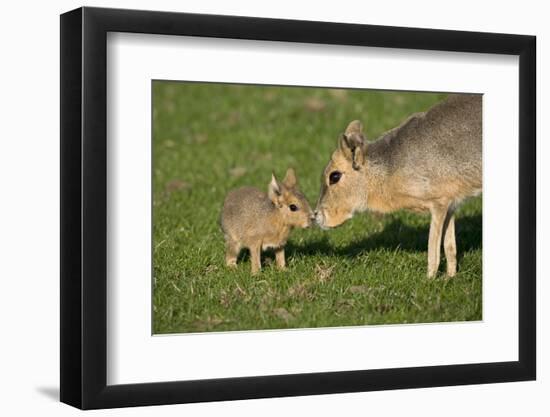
[287, 214, 482, 263]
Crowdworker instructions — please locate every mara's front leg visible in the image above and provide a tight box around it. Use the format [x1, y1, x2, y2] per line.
[275, 247, 286, 270]
[427, 203, 450, 278]
[443, 210, 457, 277]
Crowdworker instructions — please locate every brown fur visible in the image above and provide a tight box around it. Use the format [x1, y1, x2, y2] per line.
[315, 94, 482, 278]
[221, 168, 314, 274]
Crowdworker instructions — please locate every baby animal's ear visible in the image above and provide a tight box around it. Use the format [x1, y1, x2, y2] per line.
[282, 168, 297, 188]
[268, 173, 283, 205]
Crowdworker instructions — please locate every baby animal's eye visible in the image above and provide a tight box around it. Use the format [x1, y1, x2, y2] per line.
[329, 171, 342, 185]
[289, 204, 299, 212]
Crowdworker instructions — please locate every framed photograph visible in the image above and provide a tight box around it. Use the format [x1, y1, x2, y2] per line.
[60, 6, 536, 409]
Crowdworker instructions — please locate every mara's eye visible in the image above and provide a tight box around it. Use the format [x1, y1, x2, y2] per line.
[289, 204, 299, 212]
[329, 171, 342, 185]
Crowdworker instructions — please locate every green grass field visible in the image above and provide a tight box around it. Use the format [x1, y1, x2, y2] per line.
[152, 82, 482, 334]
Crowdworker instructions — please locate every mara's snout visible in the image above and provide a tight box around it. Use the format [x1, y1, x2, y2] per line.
[313, 210, 332, 231]
[313, 210, 326, 229]
[313, 208, 351, 230]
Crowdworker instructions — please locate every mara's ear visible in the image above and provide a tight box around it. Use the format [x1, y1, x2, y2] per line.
[345, 120, 364, 137]
[282, 168, 297, 188]
[339, 120, 367, 170]
[268, 173, 283, 205]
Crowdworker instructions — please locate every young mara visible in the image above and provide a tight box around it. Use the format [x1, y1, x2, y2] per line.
[314, 94, 482, 278]
[221, 168, 314, 274]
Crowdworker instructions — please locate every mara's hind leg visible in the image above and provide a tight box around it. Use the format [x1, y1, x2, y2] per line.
[427, 202, 451, 278]
[225, 237, 241, 268]
[443, 209, 457, 277]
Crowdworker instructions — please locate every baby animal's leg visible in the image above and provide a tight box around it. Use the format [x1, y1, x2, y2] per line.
[225, 237, 240, 268]
[275, 248, 286, 270]
[250, 244, 262, 275]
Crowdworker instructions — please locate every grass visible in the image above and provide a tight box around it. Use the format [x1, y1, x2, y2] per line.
[152, 81, 482, 334]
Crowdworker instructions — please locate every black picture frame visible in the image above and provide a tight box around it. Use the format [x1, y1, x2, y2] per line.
[60, 6, 536, 410]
